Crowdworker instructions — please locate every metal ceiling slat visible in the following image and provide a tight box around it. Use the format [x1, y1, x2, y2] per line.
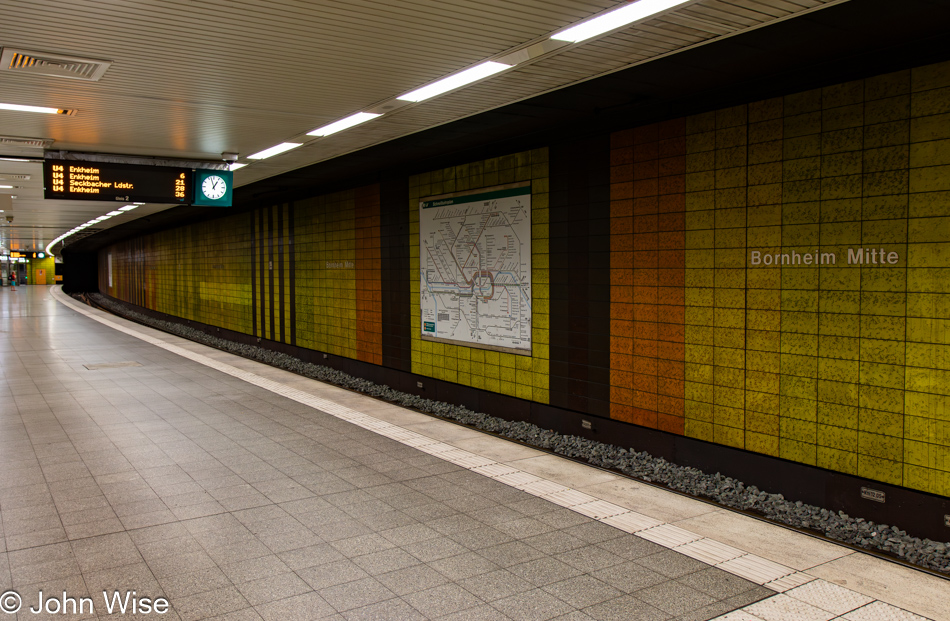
[620, 20, 715, 43]
[0, 0, 847, 251]
[656, 13, 736, 36]
[0, 13, 504, 70]
[701, 0, 786, 21]
[608, 27, 703, 51]
[679, 4, 761, 28]
[724, 0, 795, 17]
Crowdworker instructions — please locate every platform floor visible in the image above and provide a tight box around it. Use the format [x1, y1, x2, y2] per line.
[0, 285, 945, 621]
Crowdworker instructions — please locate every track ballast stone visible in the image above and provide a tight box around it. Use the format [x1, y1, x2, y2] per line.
[85, 293, 950, 575]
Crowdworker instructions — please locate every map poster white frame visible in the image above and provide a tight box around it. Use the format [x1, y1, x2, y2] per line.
[419, 181, 532, 355]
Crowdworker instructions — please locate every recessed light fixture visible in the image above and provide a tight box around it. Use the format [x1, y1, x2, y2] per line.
[397, 61, 512, 102]
[247, 142, 302, 160]
[229, 163, 247, 171]
[0, 157, 32, 162]
[0, 102, 63, 114]
[551, 0, 691, 43]
[0, 185, 12, 189]
[119, 205, 137, 211]
[308, 112, 381, 137]
[107, 210, 123, 216]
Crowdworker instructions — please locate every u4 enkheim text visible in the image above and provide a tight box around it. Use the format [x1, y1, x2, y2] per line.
[750, 248, 899, 266]
[30, 590, 169, 615]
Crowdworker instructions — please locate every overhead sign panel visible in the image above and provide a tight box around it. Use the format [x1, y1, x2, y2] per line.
[44, 159, 193, 204]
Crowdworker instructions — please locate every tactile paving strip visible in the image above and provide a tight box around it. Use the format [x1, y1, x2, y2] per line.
[784, 579, 873, 615]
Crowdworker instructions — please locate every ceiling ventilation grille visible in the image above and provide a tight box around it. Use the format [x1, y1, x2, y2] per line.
[0, 47, 112, 81]
[0, 136, 54, 148]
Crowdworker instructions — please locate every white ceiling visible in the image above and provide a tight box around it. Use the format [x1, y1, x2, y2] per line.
[0, 0, 846, 254]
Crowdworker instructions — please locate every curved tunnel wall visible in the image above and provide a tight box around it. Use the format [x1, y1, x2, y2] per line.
[100, 60, 950, 506]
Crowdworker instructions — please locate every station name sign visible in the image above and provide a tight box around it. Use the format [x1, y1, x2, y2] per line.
[42, 160, 233, 206]
[750, 248, 899, 266]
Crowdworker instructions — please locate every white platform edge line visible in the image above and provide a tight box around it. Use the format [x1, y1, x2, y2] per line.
[50, 287, 934, 621]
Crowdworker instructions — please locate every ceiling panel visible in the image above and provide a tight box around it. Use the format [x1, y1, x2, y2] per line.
[0, 0, 847, 253]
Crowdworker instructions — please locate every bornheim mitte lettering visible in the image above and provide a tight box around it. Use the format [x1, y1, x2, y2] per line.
[749, 248, 899, 267]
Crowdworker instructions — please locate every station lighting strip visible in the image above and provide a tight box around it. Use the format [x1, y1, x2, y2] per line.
[45, 203, 141, 256]
[34, 0, 691, 255]
[242, 0, 691, 163]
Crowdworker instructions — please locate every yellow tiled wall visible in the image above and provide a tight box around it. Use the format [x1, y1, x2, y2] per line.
[296, 191, 358, 358]
[103, 216, 254, 333]
[678, 61, 950, 494]
[408, 149, 551, 403]
[98, 61, 950, 497]
[26, 256, 56, 285]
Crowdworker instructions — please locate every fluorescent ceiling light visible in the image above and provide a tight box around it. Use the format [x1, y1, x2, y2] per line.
[0, 157, 32, 162]
[551, 0, 691, 43]
[247, 142, 302, 160]
[95, 215, 111, 221]
[308, 112, 381, 137]
[397, 61, 512, 102]
[119, 205, 137, 211]
[0, 185, 12, 189]
[229, 163, 247, 171]
[107, 210, 122, 216]
[0, 102, 61, 114]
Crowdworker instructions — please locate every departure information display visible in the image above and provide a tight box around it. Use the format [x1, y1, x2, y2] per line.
[43, 160, 193, 203]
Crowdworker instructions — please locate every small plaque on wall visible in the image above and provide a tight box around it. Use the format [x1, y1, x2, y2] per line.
[860, 487, 886, 503]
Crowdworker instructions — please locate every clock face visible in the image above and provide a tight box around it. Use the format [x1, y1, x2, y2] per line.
[202, 175, 227, 200]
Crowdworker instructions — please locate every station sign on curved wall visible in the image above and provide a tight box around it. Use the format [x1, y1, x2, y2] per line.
[607, 63, 950, 495]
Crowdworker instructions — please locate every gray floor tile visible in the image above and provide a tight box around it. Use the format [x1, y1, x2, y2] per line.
[460, 568, 535, 602]
[342, 597, 428, 621]
[541, 575, 623, 609]
[403, 583, 484, 617]
[299, 559, 371, 590]
[0, 289, 767, 621]
[633, 551, 708, 579]
[591, 562, 668, 593]
[634, 581, 717, 615]
[236, 573, 312, 606]
[374, 564, 451, 596]
[583, 595, 671, 621]
[491, 590, 575, 621]
[255, 593, 343, 621]
[351, 547, 421, 575]
[318, 576, 396, 612]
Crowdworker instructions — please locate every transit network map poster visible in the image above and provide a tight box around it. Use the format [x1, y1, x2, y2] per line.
[419, 183, 532, 354]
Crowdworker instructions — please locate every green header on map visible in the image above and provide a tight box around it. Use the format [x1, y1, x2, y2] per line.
[421, 185, 531, 209]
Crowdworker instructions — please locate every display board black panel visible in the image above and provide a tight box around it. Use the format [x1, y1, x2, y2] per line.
[44, 160, 192, 203]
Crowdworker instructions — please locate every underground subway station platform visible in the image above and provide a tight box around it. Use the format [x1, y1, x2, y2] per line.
[1, 0, 950, 619]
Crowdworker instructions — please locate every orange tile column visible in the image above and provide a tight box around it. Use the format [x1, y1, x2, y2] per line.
[610, 120, 686, 434]
[355, 185, 383, 365]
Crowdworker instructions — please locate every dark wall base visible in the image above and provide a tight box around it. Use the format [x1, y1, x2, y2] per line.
[60, 251, 100, 293]
[99, 293, 950, 543]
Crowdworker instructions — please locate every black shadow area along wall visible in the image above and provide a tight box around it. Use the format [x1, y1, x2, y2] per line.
[549, 137, 613, 417]
[380, 174, 412, 372]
